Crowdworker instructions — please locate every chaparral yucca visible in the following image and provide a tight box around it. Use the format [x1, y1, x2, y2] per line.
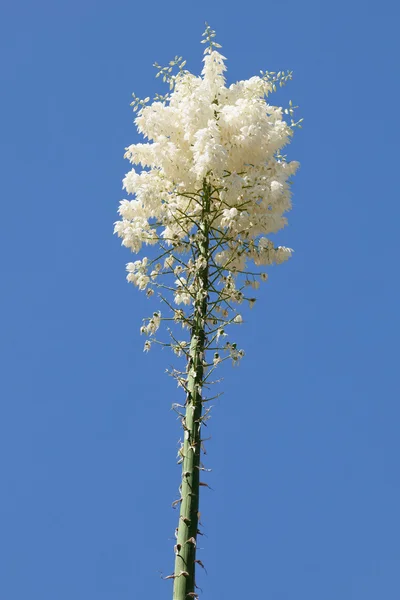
[115, 23, 301, 600]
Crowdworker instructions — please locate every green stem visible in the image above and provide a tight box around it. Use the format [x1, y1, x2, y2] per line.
[172, 184, 210, 600]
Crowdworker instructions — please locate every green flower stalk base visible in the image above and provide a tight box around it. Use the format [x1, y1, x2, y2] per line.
[172, 187, 210, 600]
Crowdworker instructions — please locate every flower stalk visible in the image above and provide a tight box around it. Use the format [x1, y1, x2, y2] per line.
[172, 183, 210, 599]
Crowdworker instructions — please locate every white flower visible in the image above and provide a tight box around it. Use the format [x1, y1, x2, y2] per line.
[220, 207, 238, 229]
[164, 256, 175, 269]
[195, 256, 207, 271]
[233, 314, 243, 323]
[213, 353, 221, 366]
[216, 328, 226, 341]
[173, 341, 188, 357]
[275, 246, 293, 264]
[175, 277, 187, 287]
[175, 291, 192, 305]
[174, 309, 184, 322]
[137, 275, 150, 290]
[144, 311, 161, 335]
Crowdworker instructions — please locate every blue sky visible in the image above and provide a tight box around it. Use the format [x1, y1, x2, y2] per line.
[1, 1, 399, 598]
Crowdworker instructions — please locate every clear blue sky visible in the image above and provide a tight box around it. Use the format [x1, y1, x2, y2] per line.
[1, 1, 399, 598]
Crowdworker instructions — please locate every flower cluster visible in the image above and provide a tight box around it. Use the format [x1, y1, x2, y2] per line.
[115, 25, 300, 363]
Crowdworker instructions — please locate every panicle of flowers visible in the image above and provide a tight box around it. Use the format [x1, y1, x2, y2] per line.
[115, 24, 300, 367]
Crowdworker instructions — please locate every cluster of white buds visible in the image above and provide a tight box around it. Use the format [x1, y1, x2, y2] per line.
[126, 258, 150, 290]
[172, 341, 189, 357]
[224, 342, 245, 366]
[140, 311, 161, 336]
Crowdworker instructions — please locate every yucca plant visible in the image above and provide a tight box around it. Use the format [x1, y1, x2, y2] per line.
[114, 23, 301, 600]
